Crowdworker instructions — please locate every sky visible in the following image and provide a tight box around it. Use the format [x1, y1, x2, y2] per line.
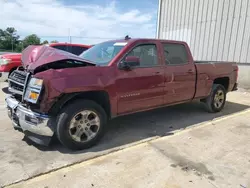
[0, 0, 158, 44]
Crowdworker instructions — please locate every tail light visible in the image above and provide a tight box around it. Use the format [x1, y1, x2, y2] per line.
[235, 65, 239, 81]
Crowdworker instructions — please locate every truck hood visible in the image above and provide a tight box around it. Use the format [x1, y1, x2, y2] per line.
[21, 45, 95, 71]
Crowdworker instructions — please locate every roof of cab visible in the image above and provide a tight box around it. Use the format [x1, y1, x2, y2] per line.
[49, 43, 91, 48]
[103, 38, 188, 46]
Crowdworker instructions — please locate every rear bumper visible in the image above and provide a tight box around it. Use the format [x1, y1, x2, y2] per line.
[5, 96, 54, 145]
[0, 72, 9, 82]
[232, 83, 238, 91]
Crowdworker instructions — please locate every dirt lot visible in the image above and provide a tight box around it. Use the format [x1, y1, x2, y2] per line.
[0, 81, 250, 187]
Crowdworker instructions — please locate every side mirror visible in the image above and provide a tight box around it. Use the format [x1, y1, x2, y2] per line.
[119, 56, 140, 70]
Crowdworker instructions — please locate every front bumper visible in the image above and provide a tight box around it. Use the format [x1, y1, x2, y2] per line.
[6, 96, 54, 145]
[0, 72, 9, 82]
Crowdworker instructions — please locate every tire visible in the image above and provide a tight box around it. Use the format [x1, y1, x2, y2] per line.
[56, 99, 107, 150]
[204, 84, 226, 113]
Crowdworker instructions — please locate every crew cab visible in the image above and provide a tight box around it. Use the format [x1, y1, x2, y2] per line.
[5, 38, 238, 150]
[0, 43, 90, 81]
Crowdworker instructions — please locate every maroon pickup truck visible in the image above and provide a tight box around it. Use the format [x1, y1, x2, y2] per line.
[6, 37, 238, 150]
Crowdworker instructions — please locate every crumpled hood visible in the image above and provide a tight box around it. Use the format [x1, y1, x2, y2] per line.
[21, 45, 95, 71]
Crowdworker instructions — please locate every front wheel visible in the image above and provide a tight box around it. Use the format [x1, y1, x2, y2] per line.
[56, 100, 107, 150]
[204, 84, 226, 113]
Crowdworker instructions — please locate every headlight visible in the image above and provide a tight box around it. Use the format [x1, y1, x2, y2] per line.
[29, 77, 43, 89]
[24, 78, 43, 103]
[0, 58, 12, 65]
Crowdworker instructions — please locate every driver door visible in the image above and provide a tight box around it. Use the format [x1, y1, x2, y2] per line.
[116, 43, 165, 114]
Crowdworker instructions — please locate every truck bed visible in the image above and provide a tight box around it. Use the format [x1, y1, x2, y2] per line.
[194, 61, 238, 99]
[194, 61, 237, 77]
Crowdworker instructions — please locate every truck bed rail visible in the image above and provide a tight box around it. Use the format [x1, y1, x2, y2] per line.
[195, 61, 236, 64]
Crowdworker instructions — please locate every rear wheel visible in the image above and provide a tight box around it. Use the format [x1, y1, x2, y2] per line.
[56, 100, 107, 150]
[204, 84, 226, 113]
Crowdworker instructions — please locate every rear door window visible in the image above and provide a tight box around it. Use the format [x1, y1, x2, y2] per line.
[162, 43, 188, 65]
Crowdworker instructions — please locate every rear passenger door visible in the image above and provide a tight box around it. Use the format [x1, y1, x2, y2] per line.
[162, 43, 196, 104]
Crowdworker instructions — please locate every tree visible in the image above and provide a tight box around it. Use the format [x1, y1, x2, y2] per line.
[16, 41, 24, 52]
[0, 27, 20, 51]
[22, 34, 41, 48]
[50, 40, 58, 43]
[41, 40, 49, 45]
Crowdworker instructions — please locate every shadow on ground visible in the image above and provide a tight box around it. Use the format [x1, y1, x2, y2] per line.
[2, 87, 11, 94]
[1, 99, 249, 187]
[29, 101, 250, 154]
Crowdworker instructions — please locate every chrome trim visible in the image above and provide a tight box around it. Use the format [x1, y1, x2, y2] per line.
[22, 72, 30, 101]
[8, 87, 23, 95]
[8, 78, 25, 86]
[29, 88, 40, 93]
[5, 96, 54, 137]
[8, 70, 28, 96]
[6, 96, 19, 108]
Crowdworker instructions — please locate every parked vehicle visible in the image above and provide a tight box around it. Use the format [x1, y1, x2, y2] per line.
[0, 43, 90, 81]
[5, 37, 238, 150]
[0, 52, 15, 55]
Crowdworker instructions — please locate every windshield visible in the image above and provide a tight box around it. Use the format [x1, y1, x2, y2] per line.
[79, 41, 127, 66]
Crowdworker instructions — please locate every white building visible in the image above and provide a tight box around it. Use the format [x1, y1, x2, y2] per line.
[157, 0, 250, 88]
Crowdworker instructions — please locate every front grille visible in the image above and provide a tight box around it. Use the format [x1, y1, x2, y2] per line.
[8, 70, 29, 96]
[11, 71, 27, 84]
[9, 82, 24, 92]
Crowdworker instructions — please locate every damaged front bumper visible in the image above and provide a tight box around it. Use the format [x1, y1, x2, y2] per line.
[6, 96, 54, 145]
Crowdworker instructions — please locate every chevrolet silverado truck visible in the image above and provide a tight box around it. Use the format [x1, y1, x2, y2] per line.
[5, 38, 238, 150]
[0, 43, 90, 81]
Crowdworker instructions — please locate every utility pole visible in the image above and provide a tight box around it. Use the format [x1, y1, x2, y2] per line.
[68, 28, 71, 43]
[12, 39, 13, 52]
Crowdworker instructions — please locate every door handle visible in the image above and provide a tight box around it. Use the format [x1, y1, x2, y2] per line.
[187, 69, 194, 74]
[155, 71, 160, 74]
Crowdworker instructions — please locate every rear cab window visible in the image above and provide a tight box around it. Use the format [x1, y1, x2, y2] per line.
[162, 43, 188, 65]
[50, 45, 89, 55]
[51, 45, 70, 52]
[71, 46, 89, 55]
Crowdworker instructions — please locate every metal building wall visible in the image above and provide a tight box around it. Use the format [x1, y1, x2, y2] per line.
[157, 0, 250, 63]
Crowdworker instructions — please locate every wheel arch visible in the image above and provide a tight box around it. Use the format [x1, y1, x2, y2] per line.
[49, 91, 111, 119]
[213, 77, 229, 91]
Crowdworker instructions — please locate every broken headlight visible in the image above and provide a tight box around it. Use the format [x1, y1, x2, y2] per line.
[24, 78, 43, 104]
